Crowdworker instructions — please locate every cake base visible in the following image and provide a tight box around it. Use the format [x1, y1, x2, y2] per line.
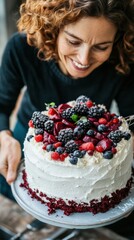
[11, 161, 134, 229]
[20, 170, 132, 216]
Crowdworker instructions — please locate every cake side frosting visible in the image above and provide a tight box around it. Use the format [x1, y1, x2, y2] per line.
[22, 95, 133, 215]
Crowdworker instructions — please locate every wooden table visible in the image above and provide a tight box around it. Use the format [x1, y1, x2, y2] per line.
[0, 194, 128, 240]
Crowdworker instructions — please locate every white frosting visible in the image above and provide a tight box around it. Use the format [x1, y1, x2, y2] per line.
[24, 119, 133, 204]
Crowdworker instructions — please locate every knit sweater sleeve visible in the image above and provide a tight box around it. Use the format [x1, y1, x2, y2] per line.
[0, 33, 24, 131]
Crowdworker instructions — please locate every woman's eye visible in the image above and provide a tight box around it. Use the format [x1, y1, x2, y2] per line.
[66, 39, 80, 46]
[93, 45, 109, 51]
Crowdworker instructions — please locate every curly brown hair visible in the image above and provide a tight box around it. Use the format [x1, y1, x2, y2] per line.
[18, 0, 134, 74]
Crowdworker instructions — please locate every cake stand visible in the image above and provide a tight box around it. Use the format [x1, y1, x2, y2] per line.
[11, 161, 134, 229]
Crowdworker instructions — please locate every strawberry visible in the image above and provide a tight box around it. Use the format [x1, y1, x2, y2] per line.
[95, 145, 104, 152]
[35, 134, 43, 142]
[80, 142, 95, 151]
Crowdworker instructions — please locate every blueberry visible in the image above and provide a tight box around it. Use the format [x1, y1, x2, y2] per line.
[56, 147, 64, 154]
[69, 156, 78, 165]
[73, 127, 85, 138]
[86, 129, 95, 136]
[98, 124, 108, 132]
[73, 150, 83, 158]
[123, 132, 131, 140]
[27, 135, 34, 142]
[46, 144, 55, 152]
[103, 150, 113, 159]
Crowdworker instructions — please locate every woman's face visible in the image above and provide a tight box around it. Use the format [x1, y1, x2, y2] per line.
[57, 16, 117, 78]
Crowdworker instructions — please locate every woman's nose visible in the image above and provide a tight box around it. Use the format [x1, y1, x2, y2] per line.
[77, 46, 90, 65]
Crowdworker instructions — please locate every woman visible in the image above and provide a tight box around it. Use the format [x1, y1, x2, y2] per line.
[0, 0, 134, 237]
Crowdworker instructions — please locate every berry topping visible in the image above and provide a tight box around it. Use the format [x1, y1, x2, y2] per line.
[97, 124, 108, 132]
[28, 95, 131, 163]
[35, 128, 44, 135]
[103, 150, 113, 159]
[27, 135, 34, 142]
[80, 142, 95, 151]
[69, 156, 78, 165]
[65, 140, 78, 153]
[35, 134, 43, 142]
[122, 132, 131, 140]
[108, 130, 123, 143]
[57, 128, 73, 144]
[61, 108, 76, 122]
[88, 106, 105, 118]
[32, 111, 49, 129]
[76, 95, 89, 103]
[74, 103, 88, 115]
[51, 152, 60, 160]
[44, 120, 54, 133]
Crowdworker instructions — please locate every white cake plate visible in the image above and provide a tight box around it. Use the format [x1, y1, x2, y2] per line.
[11, 162, 134, 229]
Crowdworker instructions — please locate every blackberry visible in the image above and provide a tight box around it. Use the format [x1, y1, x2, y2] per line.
[108, 130, 123, 143]
[32, 112, 49, 129]
[76, 95, 89, 103]
[44, 120, 54, 133]
[88, 106, 105, 118]
[35, 128, 44, 135]
[74, 103, 88, 115]
[57, 128, 74, 144]
[65, 140, 78, 153]
[77, 119, 92, 130]
[61, 108, 75, 121]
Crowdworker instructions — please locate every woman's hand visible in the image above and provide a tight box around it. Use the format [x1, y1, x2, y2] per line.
[0, 130, 21, 184]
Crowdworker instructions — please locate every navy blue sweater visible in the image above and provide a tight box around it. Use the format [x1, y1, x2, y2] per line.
[0, 33, 134, 132]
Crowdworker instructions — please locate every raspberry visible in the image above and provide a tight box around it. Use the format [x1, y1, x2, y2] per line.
[35, 134, 43, 142]
[86, 100, 93, 108]
[28, 120, 34, 128]
[51, 152, 60, 160]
